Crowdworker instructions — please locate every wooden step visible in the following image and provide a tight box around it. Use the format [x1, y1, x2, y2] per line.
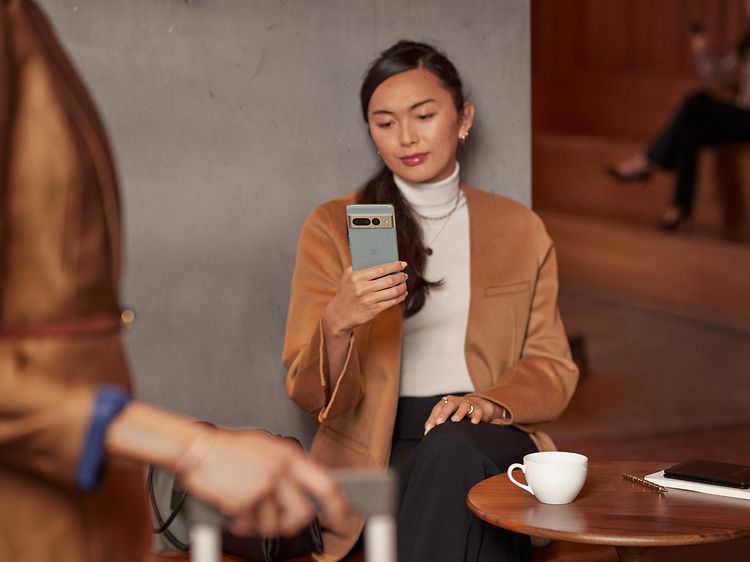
[539, 210, 750, 332]
[533, 132, 750, 242]
[553, 424, 750, 465]
[533, 70, 699, 140]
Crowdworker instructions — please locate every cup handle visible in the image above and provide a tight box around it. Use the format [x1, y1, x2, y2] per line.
[507, 463, 534, 496]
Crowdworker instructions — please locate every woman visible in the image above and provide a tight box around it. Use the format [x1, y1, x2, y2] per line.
[0, 2, 347, 559]
[608, 4, 750, 231]
[283, 41, 578, 562]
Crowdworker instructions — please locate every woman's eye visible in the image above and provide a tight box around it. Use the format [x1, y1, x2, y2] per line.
[417, 113, 436, 121]
[376, 121, 395, 129]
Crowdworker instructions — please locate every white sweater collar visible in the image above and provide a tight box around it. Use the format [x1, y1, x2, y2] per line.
[393, 162, 460, 218]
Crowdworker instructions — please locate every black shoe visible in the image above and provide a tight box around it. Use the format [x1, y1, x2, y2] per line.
[605, 165, 652, 183]
[660, 206, 688, 231]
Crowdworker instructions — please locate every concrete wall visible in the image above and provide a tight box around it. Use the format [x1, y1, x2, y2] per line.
[38, 0, 530, 444]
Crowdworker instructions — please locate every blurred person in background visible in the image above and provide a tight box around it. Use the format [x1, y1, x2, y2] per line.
[607, 0, 750, 231]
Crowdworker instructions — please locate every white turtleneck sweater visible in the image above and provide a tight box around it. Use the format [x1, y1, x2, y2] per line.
[394, 163, 474, 397]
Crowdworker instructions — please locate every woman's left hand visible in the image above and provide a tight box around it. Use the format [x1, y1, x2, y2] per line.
[423, 395, 503, 435]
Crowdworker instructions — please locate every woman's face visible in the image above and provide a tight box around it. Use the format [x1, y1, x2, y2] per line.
[367, 68, 474, 184]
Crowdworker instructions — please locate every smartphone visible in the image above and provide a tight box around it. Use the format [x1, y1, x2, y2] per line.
[663, 459, 750, 489]
[346, 204, 399, 271]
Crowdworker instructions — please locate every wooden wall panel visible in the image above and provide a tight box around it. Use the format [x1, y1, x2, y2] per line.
[532, 0, 747, 138]
[531, 0, 584, 72]
[581, 0, 633, 69]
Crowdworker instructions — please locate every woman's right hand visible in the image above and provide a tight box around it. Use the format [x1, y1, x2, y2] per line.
[177, 428, 350, 538]
[324, 261, 408, 337]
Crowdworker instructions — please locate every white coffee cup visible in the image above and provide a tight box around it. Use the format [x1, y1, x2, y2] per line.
[507, 451, 588, 504]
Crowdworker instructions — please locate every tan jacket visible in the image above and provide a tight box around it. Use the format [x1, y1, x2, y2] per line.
[0, 1, 150, 560]
[283, 186, 579, 561]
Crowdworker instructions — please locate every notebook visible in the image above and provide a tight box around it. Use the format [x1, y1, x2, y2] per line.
[645, 471, 750, 501]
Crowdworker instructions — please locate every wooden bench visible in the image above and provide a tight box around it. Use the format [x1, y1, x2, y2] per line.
[711, 143, 748, 240]
[533, 132, 750, 242]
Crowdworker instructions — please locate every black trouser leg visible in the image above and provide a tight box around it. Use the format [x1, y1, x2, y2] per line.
[647, 91, 750, 216]
[390, 398, 537, 562]
[647, 91, 712, 170]
[671, 127, 702, 213]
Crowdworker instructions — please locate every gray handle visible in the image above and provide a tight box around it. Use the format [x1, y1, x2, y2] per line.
[184, 497, 225, 562]
[336, 469, 398, 562]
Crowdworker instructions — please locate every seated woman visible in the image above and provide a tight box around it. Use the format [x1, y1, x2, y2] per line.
[283, 40, 578, 562]
[608, 5, 750, 231]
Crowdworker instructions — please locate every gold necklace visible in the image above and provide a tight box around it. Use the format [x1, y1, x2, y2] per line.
[417, 190, 462, 256]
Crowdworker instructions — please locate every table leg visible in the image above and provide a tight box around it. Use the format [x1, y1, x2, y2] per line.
[615, 546, 654, 562]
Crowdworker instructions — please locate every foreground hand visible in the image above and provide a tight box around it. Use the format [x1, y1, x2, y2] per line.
[177, 429, 349, 538]
[423, 395, 503, 435]
[324, 261, 408, 336]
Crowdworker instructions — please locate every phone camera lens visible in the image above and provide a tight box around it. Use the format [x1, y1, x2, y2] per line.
[352, 218, 371, 226]
[372, 218, 381, 226]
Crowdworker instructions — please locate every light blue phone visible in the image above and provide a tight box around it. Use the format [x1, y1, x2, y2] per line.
[346, 204, 399, 271]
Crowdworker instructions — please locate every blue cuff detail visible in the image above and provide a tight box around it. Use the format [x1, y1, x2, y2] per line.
[76, 385, 132, 492]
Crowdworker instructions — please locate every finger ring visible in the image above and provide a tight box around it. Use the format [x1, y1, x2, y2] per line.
[467, 404, 474, 415]
[442, 396, 449, 404]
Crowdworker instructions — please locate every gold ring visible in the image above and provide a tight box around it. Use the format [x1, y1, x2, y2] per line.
[442, 397, 449, 404]
[467, 404, 474, 415]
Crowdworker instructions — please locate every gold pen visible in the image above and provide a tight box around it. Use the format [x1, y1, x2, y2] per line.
[622, 473, 669, 493]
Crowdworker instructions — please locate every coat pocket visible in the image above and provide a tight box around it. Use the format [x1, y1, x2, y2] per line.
[480, 281, 532, 361]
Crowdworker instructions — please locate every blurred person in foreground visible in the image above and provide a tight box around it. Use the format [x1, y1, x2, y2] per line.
[0, 1, 347, 560]
[608, 0, 750, 231]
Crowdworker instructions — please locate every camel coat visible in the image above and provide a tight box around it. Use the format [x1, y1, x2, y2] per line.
[283, 186, 579, 561]
[0, 1, 150, 560]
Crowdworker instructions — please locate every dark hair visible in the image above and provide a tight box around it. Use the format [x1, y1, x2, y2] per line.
[738, 29, 750, 58]
[357, 40, 466, 317]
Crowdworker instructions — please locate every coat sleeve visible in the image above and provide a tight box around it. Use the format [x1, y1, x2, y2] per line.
[0, 358, 96, 486]
[0, 4, 97, 487]
[470, 231, 579, 427]
[695, 50, 739, 90]
[282, 204, 365, 422]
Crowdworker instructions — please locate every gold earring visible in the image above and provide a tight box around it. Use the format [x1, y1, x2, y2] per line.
[459, 132, 469, 144]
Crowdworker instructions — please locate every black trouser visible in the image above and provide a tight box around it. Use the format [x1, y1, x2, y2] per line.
[389, 396, 537, 562]
[646, 91, 750, 216]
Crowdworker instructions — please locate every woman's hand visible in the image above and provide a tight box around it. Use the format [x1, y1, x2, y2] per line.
[107, 403, 350, 538]
[324, 261, 408, 337]
[177, 428, 350, 538]
[423, 395, 504, 435]
[689, 32, 708, 55]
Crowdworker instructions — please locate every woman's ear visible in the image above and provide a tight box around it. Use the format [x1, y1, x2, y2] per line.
[459, 101, 475, 139]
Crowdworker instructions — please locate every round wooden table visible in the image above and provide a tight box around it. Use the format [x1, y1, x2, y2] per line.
[467, 461, 750, 562]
